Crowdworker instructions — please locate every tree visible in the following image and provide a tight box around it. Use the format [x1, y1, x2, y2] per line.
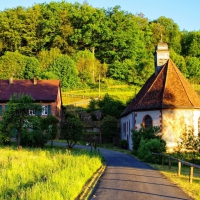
[98, 94, 125, 118]
[0, 51, 26, 79]
[101, 115, 118, 142]
[61, 116, 84, 148]
[3, 93, 42, 146]
[23, 57, 41, 79]
[48, 55, 80, 90]
[41, 115, 59, 147]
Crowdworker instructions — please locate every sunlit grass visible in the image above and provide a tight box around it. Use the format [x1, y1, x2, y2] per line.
[150, 163, 200, 200]
[0, 146, 102, 200]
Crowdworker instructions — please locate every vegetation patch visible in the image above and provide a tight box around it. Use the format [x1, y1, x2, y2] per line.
[0, 146, 102, 200]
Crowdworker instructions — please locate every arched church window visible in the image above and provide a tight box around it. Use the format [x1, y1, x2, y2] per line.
[143, 115, 153, 129]
[198, 117, 200, 134]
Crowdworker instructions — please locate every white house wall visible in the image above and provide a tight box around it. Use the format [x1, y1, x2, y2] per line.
[120, 113, 134, 150]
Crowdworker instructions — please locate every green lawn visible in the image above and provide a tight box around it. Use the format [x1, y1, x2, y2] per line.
[0, 146, 102, 200]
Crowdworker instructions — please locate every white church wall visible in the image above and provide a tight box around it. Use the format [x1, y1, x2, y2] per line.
[162, 109, 194, 150]
[193, 109, 200, 136]
[120, 113, 134, 150]
[135, 110, 161, 130]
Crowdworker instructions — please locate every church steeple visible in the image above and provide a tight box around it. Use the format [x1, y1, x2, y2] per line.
[154, 40, 170, 75]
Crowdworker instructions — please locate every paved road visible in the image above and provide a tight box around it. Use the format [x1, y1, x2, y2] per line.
[52, 142, 193, 200]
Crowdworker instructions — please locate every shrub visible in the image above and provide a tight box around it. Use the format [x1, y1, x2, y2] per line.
[118, 139, 128, 149]
[21, 129, 49, 148]
[132, 126, 160, 151]
[137, 138, 166, 162]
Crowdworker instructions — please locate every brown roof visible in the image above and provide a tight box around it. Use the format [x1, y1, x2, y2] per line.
[0, 79, 61, 102]
[121, 59, 200, 117]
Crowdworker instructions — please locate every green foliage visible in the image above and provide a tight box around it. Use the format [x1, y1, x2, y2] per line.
[132, 126, 160, 152]
[21, 129, 49, 148]
[23, 57, 41, 79]
[118, 139, 128, 149]
[88, 98, 98, 112]
[98, 93, 125, 118]
[0, 1, 198, 90]
[137, 138, 166, 162]
[101, 115, 118, 142]
[61, 116, 84, 148]
[175, 127, 200, 162]
[41, 115, 59, 147]
[48, 55, 80, 90]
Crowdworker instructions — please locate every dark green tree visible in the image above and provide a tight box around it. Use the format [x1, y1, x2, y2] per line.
[61, 116, 84, 148]
[48, 55, 80, 90]
[101, 115, 118, 142]
[3, 93, 42, 146]
[41, 115, 59, 147]
[98, 94, 125, 118]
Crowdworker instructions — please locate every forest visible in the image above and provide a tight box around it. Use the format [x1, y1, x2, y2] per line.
[0, 1, 199, 91]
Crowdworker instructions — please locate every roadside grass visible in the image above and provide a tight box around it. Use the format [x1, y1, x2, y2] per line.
[150, 163, 200, 200]
[0, 146, 102, 200]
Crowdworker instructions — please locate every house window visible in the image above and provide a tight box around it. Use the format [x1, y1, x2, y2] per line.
[29, 110, 35, 116]
[198, 117, 200, 134]
[42, 106, 48, 115]
[143, 115, 153, 129]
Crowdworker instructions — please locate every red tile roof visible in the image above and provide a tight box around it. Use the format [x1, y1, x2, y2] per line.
[121, 59, 200, 117]
[0, 79, 61, 102]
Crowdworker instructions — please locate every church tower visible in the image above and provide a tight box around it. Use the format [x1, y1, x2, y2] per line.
[154, 41, 170, 75]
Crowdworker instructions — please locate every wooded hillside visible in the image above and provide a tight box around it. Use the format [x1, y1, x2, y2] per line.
[0, 1, 199, 91]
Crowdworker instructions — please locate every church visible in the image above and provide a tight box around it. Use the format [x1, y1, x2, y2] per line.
[120, 42, 200, 151]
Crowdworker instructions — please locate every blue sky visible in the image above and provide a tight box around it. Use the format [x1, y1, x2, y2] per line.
[0, 0, 199, 31]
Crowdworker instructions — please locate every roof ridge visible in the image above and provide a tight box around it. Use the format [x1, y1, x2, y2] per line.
[161, 60, 169, 107]
[170, 59, 193, 106]
[135, 63, 167, 108]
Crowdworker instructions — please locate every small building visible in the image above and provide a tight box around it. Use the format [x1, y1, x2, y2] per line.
[120, 42, 200, 151]
[0, 78, 62, 120]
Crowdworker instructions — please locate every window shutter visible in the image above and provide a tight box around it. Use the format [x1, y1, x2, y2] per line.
[5, 105, 8, 110]
[48, 105, 51, 115]
[0, 105, 2, 116]
[36, 110, 41, 116]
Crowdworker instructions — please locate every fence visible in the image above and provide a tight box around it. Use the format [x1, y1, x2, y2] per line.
[152, 152, 200, 183]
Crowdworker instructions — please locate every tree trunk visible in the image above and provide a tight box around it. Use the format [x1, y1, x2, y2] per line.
[17, 130, 21, 147]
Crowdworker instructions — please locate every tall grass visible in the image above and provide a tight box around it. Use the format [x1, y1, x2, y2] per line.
[0, 146, 102, 200]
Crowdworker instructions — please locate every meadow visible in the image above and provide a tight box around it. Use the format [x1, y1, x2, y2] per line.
[0, 146, 102, 200]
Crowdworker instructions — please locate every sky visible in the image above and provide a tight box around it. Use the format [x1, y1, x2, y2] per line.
[0, 0, 199, 31]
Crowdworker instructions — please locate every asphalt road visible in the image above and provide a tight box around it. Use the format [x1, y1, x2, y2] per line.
[52, 142, 193, 200]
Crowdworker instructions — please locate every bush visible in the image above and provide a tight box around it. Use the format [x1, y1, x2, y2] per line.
[118, 139, 128, 149]
[137, 139, 166, 162]
[21, 129, 49, 148]
[132, 126, 160, 151]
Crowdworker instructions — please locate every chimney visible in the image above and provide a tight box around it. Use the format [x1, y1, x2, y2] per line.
[33, 76, 37, 85]
[9, 76, 13, 84]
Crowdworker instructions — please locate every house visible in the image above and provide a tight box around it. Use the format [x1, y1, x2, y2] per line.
[120, 42, 200, 151]
[0, 77, 62, 120]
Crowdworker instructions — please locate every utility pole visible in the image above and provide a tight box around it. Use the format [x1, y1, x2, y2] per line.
[91, 47, 95, 84]
[98, 74, 100, 99]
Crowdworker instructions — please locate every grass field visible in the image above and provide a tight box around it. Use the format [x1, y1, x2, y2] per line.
[62, 84, 141, 106]
[0, 146, 102, 200]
